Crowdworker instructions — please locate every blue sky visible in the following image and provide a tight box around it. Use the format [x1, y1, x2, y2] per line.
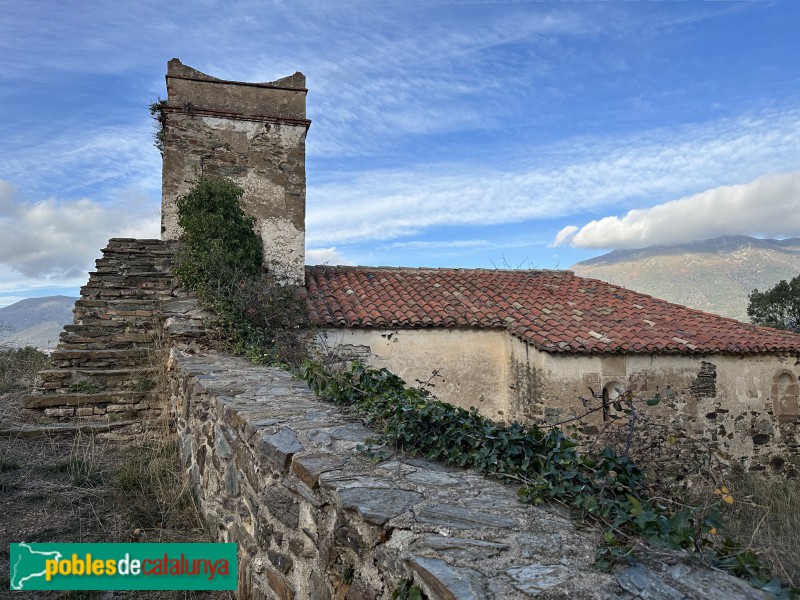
[1, 1, 799, 307]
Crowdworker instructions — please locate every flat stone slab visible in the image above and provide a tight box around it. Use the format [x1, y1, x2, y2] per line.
[256, 427, 304, 473]
[292, 453, 349, 489]
[407, 557, 486, 600]
[337, 487, 423, 525]
[506, 563, 576, 595]
[0, 420, 138, 438]
[415, 503, 516, 529]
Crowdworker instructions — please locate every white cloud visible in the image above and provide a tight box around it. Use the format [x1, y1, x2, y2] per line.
[385, 240, 492, 250]
[306, 247, 351, 265]
[552, 226, 579, 247]
[553, 171, 800, 249]
[307, 108, 800, 246]
[0, 181, 160, 281]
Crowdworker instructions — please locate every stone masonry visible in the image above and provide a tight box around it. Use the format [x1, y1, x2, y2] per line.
[159, 59, 310, 285]
[22, 239, 177, 419]
[163, 295, 774, 600]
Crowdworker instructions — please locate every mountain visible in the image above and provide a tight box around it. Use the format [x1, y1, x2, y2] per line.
[570, 236, 800, 322]
[0, 296, 77, 350]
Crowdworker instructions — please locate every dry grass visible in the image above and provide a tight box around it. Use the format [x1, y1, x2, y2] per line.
[113, 435, 201, 537]
[723, 470, 800, 587]
[0, 390, 228, 598]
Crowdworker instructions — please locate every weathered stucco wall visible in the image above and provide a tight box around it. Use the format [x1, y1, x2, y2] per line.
[160, 59, 309, 284]
[163, 307, 771, 600]
[320, 326, 800, 477]
[320, 328, 514, 420]
[509, 338, 800, 476]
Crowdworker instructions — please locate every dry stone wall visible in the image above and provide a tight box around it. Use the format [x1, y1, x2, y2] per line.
[163, 299, 773, 600]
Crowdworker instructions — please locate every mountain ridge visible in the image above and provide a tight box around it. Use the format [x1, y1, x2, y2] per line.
[0, 296, 77, 350]
[571, 236, 800, 322]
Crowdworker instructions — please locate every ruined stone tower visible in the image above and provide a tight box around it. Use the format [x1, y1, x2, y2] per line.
[160, 59, 310, 284]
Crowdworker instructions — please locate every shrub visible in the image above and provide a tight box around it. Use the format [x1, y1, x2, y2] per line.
[175, 175, 262, 292]
[174, 176, 311, 367]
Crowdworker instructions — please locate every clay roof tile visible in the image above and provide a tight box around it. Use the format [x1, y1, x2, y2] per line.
[304, 266, 800, 356]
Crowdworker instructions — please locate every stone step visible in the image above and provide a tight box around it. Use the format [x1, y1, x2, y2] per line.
[50, 348, 152, 368]
[97, 252, 174, 262]
[83, 274, 176, 289]
[101, 247, 174, 256]
[103, 238, 168, 249]
[79, 288, 174, 301]
[58, 340, 153, 352]
[62, 325, 155, 339]
[98, 252, 162, 261]
[70, 313, 161, 325]
[22, 390, 155, 409]
[0, 420, 140, 438]
[59, 331, 153, 350]
[72, 303, 162, 322]
[73, 308, 160, 322]
[81, 280, 175, 292]
[37, 367, 158, 388]
[76, 297, 161, 309]
[95, 266, 172, 277]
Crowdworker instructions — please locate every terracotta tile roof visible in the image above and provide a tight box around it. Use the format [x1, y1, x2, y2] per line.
[305, 266, 800, 355]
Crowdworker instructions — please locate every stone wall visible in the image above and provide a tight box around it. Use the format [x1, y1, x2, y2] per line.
[160, 59, 310, 284]
[165, 307, 772, 600]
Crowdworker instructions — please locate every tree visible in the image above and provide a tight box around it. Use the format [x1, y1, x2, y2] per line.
[747, 275, 800, 332]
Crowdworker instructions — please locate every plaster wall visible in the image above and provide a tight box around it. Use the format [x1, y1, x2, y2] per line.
[321, 327, 800, 475]
[319, 328, 514, 420]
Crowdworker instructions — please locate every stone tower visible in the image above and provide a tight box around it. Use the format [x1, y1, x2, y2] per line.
[160, 59, 310, 284]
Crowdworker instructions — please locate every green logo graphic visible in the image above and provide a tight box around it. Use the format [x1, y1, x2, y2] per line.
[9, 543, 237, 591]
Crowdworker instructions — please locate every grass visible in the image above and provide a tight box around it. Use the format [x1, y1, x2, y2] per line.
[723, 470, 800, 587]
[37, 430, 106, 487]
[132, 377, 157, 393]
[0, 452, 20, 472]
[113, 436, 200, 535]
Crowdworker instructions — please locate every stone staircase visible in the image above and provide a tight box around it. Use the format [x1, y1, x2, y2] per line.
[23, 239, 177, 419]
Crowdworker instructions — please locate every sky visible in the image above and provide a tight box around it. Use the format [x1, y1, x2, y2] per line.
[1, 1, 799, 307]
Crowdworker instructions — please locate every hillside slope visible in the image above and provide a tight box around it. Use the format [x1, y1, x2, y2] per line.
[0, 296, 77, 350]
[570, 236, 800, 322]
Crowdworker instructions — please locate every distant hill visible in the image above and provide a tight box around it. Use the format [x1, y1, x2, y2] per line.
[570, 236, 800, 322]
[0, 296, 77, 350]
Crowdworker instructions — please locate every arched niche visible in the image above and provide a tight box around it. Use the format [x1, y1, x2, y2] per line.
[772, 371, 798, 423]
